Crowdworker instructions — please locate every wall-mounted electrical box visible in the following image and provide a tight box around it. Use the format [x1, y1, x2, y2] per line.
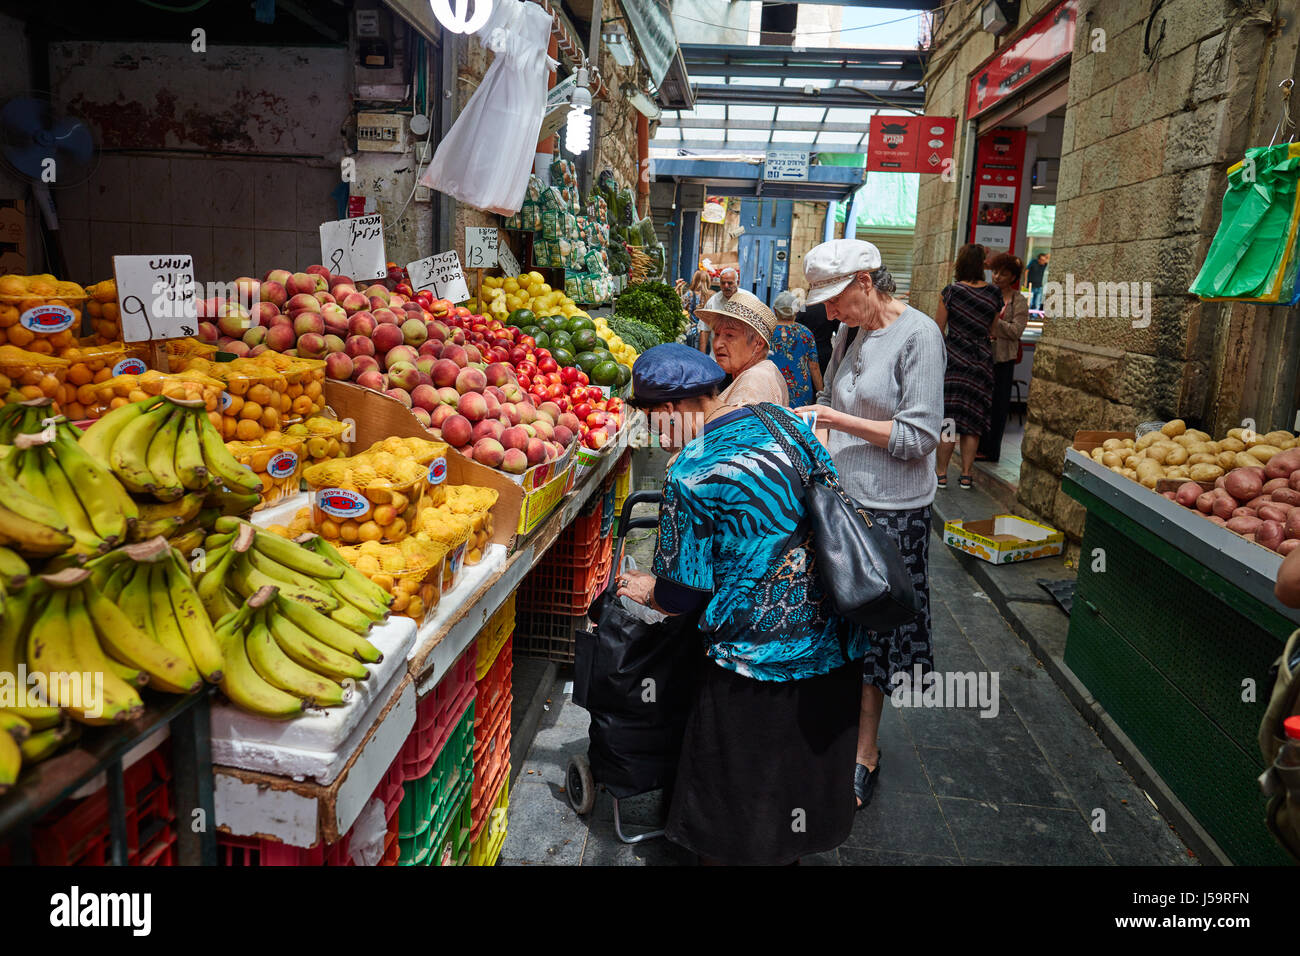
[356, 7, 393, 69]
[357, 112, 409, 152]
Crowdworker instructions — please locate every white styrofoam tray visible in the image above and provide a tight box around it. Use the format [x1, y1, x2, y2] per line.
[209, 614, 417, 785]
[250, 490, 311, 530]
[407, 543, 507, 661]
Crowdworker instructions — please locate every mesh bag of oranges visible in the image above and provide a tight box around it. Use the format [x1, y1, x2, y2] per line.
[182, 357, 289, 442]
[0, 345, 69, 408]
[411, 509, 473, 593]
[286, 416, 352, 468]
[84, 279, 121, 343]
[226, 432, 305, 511]
[93, 368, 224, 415]
[246, 352, 326, 421]
[0, 274, 88, 355]
[58, 341, 150, 421]
[303, 451, 426, 544]
[335, 537, 450, 626]
[166, 337, 219, 363]
[366, 435, 450, 507]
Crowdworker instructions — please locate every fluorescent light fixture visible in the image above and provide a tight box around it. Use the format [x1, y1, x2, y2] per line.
[566, 68, 592, 154]
[623, 84, 661, 120]
[430, 0, 492, 35]
[601, 22, 636, 68]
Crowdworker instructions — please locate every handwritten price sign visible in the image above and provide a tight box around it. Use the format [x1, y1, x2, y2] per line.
[465, 227, 498, 269]
[406, 251, 469, 304]
[319, 214, 386, 281]
[112, 254, 198, 343]
[497, 240, 521, 278]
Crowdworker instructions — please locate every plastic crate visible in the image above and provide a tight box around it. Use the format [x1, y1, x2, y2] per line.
[514, 609, 585, 664]
[430, 787, 473, 866]
[468, 773, 510, 866]
[475, 637, 513, 731]
[398, 647, 476, 781]
[600, 474, 616, 538]
[518, 533, 613, 614]
[476, 595, 516, 681]
[547, 502, 605, 567]
[219, 829, 352, 867]
[472, 710, 512, 839]
[398, 700, 474, 866]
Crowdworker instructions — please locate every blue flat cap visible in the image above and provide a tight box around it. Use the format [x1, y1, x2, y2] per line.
[628, 343, 727, 408]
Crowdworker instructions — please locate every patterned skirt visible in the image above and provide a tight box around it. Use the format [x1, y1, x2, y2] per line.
[943, 342, 994, 437]
[858, 505, 933, 690]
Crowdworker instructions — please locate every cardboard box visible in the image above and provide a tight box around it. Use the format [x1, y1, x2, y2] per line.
[943, 514, 1065, 564]
[324, 381, 522, 547]
[1072, 430, 1135, 454]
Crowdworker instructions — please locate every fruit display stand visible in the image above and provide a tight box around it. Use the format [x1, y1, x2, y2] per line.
[1060, 446, 1296, 864]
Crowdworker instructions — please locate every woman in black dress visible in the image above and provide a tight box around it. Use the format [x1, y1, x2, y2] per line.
[934, 243, 1003, 488]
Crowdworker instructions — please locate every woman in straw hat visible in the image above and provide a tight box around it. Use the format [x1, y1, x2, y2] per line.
[695, 288, 789, 407]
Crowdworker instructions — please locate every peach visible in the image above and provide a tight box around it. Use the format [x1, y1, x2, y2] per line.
[242, 326, 267, 347]
[516, 402, 536, 425]
[501, 425, 530, 452]
[259, 281, 288, 308]
[473, 419, 504, 443]
[323, 334, 346, 353]
[539, 401, 561, 422]
[442, 413, 472, 447]
[430, 404, 456, 428]
[411, 383, 439, 412]
[436, 386, 460, 406]
[484, 392, 500, 416]
[234, 276, 261, 306]
[525, 438, 547, 466]
[313, 291, 336, 306]
[412, 407, 432, 427]
[325, 352, 354, 380]
[345, 334, 375, 358]
[401, 318, 427, 347]
[286, 272, 317, 296]
[294, 312, 325, 337]
[455, 367, 487, 394]
[427, 320, 451, 341]
[385, 387, 412, 408]
[424, 320, 446, 342]
[352, 354, 380, 376]
[222, 340, 251, 357]
[419, 339, 443, 358]
[463, 344, 483, 365]
[432, 359, 461, 388]
[286, 293, 321, 315]
[247, 344, 268, 357]
[472, 437, 505, 468]
[306, 264, 332, 280]
[217, 311, 250, 337]
[372, 307, 400, 326]
[319, 303, 348, 335]
[500, 402, 520, 426]
[502, 448, 528, 474]
[356, 369, 387, 391]
[457, 391, 488, 422]
[387, 362, 420, 392]
[385, 345, 419, 369]
[364, 284, 390, 304]
[341, 292, 370, 315]
[371, 323, 404, 355]
[532, 420, 554, 441]
[553, 424, 574, 446]
[297, 333, 328, 359]
[264, 268, 292, 286]
[503, 384, 525, 404]
[441, 344, 468, 368]
[198, 321, 219, 343]
[348, 312, 376, 337]
[252, 301, 281, 327]
[265, 323, 297, 352]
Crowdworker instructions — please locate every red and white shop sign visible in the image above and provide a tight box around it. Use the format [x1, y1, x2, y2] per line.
[966, 0, 1077, 119]
[969, 128, 1026, 255]
[866, 116, 956, 174]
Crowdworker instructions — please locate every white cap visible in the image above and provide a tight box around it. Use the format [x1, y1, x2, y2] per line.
[772, 290, 799, 317]
[804, 239, 882, 305]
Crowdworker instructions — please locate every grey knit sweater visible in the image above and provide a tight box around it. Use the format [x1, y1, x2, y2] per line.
[814, 306, 947, 510]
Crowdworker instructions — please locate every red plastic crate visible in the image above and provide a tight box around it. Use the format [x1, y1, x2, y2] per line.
[474, 638, 513, 733]
[472, 701, 512, 815]
[378, 799, 401, 866]
[548, 509, 605, 566]
[219, 830, 352, 866]
[518, 534, 613, 614]
[399, 648, 477, 781]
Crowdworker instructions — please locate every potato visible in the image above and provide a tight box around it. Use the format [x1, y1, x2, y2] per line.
[1212, 492, 1238, 520]
[1272, 488, 1300, 506]
[1220, 436, 1246, 453]
[1232, 507, 1258, 519]
[1181, 440, 1214, 454]
[1109, 464, 1125, 475]
[1228, 427, 1247, 441]
[1173, 434, 1198, 448]
[1136, 459, 1165, 488]
[1185, 429, 1212, 443]
[1102, 451, 1124, 468]
[1189, 463, 1226, 482]
[1164, 445, 1189, 466]
[1136, 431, 1161, 450]
[1122, 438, 1136, 449]
[1167, 465, 1191, 480]
[1091, 447, 1105, 462]
[1227, 515, 1264, 535]
[1161, 419, 1187, 437]
[1259, 520, 1285, 551]
[1188, 453, 1218, 466]
[1247, 444, 1283, 463]
[1280, 538, 1300, 554]
[1263, 477, 1291, 494]
[1122, 468, 1138, 480]
[1102, 438, 1124, 451]
[1161, 491, 1177, 500]
[1235, 451, 1266, 470]
[1224, 468, 1265, 502]
[1217, 451, 1239, 470]
[1125, 454, 1143, 469]
[1246, 495, 1273, 510]
[1146, 443, 1174, 464]
[1206, 514, 1228, 526]
[1291, 471, 1300, 492]
[1259, 503, 1293, 523]
[1176, 481, 1204, 507]
[1196, 491, 1217, 514]
[1265, 447, 1300, 479]
[1263, 430, 1294, 446]
[1287, 509, 1300, 539]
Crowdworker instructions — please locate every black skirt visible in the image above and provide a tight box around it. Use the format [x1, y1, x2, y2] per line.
[665, 658, 860, 865]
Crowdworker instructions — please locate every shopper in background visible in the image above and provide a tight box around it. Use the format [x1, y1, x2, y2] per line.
[770, 290, 822, 408]
[934, 243, 1002, 490]
[697, 289, 788, 406]
[979, 253, 1030, 463]
[618, 342, 867, 865]
[683, 269, 712, 353]
[799, 292, 836, 373]
[802, 238, 946, 812]
[1026, 252, 1049, 311]
[705, 267, 739, 311]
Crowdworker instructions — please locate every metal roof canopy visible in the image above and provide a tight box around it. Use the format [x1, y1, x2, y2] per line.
[681, 44, 924, 84]
[652, 158, 864, 202]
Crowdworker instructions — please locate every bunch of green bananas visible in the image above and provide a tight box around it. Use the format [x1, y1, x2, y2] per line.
[198, 521, 392, 718]
[0, 712, 78, 795]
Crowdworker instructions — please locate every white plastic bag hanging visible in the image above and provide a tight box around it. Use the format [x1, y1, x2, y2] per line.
[421, 0, 556, 216]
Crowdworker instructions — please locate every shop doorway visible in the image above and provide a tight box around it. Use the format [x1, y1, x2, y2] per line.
[737, 198, 792, 306]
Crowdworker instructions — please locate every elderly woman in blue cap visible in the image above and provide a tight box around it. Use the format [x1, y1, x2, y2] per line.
[616, 343, 867, 866]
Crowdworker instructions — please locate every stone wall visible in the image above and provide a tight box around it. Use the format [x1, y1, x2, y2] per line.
[915, 0, 1300, 539]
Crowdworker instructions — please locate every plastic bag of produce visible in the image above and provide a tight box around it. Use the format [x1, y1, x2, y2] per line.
[419, 0, 556, 215]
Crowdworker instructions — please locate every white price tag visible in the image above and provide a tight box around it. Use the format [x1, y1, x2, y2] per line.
[465, 227, 499, 269]
[318, 214, 386, 281]
[112, 254, 199, 343]
[406, 251, 470, 303]
[497, 241, 521, 277]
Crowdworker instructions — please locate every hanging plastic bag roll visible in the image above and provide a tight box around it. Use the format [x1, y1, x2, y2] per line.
[420, 0, 557, 216]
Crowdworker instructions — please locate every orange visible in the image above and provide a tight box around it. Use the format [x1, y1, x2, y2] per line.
[27, 338, 52, 355]
[238, 401, 261, 421]
[67, 364, 92, 386]
[7, 326, 33, 348]
[258, 406, 279, 431]
[207, 411, 223, 432]
[0, 275, 25, 297]
[292, 395, 313, 417]
[76, 384, 97, 405]
[235, 419, 262, 441]
[221, 416, 237, 440]
[128, 388, 149, 403]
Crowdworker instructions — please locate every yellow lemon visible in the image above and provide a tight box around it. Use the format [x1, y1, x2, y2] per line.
[503, 277, 520, 294]
[527, 271, 544, 285]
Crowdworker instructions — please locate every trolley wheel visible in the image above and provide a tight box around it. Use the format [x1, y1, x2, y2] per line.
[566, 754, 596, 815]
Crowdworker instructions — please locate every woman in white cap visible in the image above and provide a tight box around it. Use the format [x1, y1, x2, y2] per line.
[695, 288, 789, 407]
[801, 238, 946, 812]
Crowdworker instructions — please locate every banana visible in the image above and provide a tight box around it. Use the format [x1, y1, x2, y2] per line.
[164, 553, 223, 683]
[101, 561, 132, 603]
[52, 430, 136, 542]
[302, 535, 393, 608]
[197, 548, 238, 621]
[268, 607, 371, 679]
[0, 546, 29, 588]
[0, 581, 61, 726]
[19, 723, 76, 764]
[144, 563, 199, 676]
[116, 562, 157, 645]
[245, 614, 346, 706]
[242, 525, 343, 580]
[196, 414, 261, 494]
[136, 491, 204, 525]
[324, 575, 390, 622]
[83, 584, 201, 695]
[203, 531, 236, 552]
[27, 588, 131, 725]
[170, 525, 205, 556]
[173, 411, 210, 491]
[64, 587, 144, 724]
[204, 487, 261, 516]
[229, 553, 337, 611]
[0, 710, 30, 741]
[102, 654, 149, 688]
[275, 595, 382, 663]
[246, 547, 339, 598]
[35, 448, 105, 556]
[144, 408, 186, 502]
[0, 725, 18, 790]
[328, 601, 376, 635]
[78, 397, 160, 463]
[215, 606, 307, 720]
[0, 501, 75, 557]
[109, 401, 172, 495]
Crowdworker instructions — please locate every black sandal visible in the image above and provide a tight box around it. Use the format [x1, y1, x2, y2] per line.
[936, 474, 947, 488]
[854, 753, 881, 811]
[959, 475, 973, 489]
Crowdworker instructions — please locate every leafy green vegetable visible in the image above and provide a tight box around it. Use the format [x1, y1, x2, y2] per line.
[612, 283, 684, 341]
[608, 316, 662, 353]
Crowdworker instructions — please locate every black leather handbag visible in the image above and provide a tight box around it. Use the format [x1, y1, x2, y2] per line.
[751, 402, 921, 631]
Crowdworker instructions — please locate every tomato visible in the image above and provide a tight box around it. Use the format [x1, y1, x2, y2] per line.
[574, 402, 592, 421]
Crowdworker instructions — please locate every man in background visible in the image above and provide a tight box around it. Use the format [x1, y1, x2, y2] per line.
[705, 267, 739, 311]
[1026, 252, 1049, 310]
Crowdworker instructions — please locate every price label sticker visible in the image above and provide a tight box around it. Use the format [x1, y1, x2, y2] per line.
[112, 357, 147, 376]
[318, 214, 386, 282]
[406, 251, 469, 303]
[112, 254, 199, 343]
[497, 241, 521, 278]
[465, 227, 499, 269]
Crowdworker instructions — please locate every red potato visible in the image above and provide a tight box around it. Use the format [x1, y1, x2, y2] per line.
[1196, 491, 1217, 514]
[1206, 515, 1228, 526]
[1264, 477, 1291, 494]
[1232, 507, 1258, 519]
[1227, 515, 1264, 535]
[1258, 520, 1285, 551]
[1265, 448, 1300, 480]
[1246, 495, 1273, 510]
[1216, 475, 1228, 489]
[1212, 493, 1238, 520]
[1224, 468, 1264, 503]
[1286, 509, 1300, 539]
[1175, 481, 1202, 507]
[1161, 491, 1177, 500]
[1290, 470, 1300, 492]
[1279, 538, 1300, 555]
[1259, 503, 1293, 523]
[1272, 488, 1300, 506]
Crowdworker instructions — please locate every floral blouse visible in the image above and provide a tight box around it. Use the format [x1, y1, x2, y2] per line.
[769, 322, 819, 407]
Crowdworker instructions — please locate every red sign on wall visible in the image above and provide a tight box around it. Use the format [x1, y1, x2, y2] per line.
[866, 116, 956, 174]
[969, 128, 1026, 255]
[967, 0, 1077, 119]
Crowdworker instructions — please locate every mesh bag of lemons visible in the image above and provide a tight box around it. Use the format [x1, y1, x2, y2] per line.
[471, 270, 586, 320]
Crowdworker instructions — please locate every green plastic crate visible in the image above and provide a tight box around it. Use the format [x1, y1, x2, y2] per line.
[397, 699, 475, 866]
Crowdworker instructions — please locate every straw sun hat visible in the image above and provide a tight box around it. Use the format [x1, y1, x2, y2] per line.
[694, 288, 777, 346]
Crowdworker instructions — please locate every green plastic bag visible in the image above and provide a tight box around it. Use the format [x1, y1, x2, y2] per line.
[1190, 142, 1300, 301]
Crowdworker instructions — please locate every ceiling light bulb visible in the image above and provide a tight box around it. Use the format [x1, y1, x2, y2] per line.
[566, 70, 592, 154]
